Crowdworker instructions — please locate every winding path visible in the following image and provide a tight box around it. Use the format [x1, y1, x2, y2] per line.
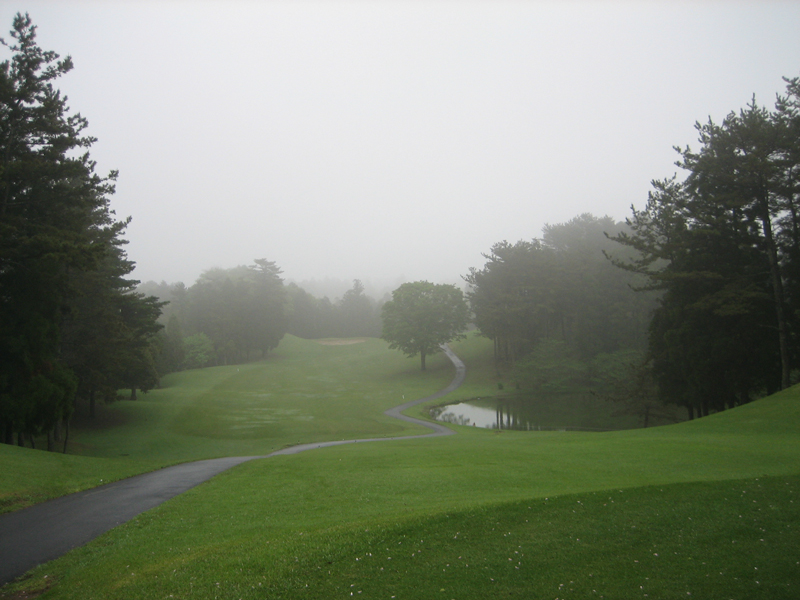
[0, 345, 465, 586]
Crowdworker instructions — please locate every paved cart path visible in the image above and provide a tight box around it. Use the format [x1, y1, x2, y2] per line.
[0, 345, 465, 586]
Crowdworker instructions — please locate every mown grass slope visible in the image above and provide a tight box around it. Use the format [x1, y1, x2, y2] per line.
[1, 335, 454, 512]
[2, 332, 800, 598]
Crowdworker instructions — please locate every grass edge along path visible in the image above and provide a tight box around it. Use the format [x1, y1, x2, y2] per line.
[0, 345, 465, 587]
[4, 338, 800, 598]
[0, 336, 459, 514]
[269, 343, 463, 457]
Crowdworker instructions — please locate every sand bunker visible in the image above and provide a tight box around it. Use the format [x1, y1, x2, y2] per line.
[316, 338, 367, 346]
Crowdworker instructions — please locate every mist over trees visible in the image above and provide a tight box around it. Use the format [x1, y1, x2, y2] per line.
[463, 75, 800, 422]
[0, 15, 163, 448]
[140, 275, 384, 376]
[285, 279, 382, 340]
[465, 214, 656, 370]
[140, 260, 287, 372]
[4, 12, 797, 452]
[610, 75, 800, 419]
[381, 281, 469, 371]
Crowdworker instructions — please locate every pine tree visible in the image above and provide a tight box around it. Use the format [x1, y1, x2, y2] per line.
[0, 14, 161, 445]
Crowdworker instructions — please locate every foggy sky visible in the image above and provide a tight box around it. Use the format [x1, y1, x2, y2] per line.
[3, 1, 800, 290]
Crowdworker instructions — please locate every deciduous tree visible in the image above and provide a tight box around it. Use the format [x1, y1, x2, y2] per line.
[381, 281, 468, 371]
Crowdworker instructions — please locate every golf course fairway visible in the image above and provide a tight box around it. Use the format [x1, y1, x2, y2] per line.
[1, 334, 799, 599]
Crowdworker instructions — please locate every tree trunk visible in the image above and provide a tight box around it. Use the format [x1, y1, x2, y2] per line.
[47, 429, 54, 452]
[130, 387, 137, 400]
[760, 212, 792, 389]
[89, 388, 96, 419]
[63, 419, 70, 454]
[2, 420, 12, 445]
[420, 349, 427, 371]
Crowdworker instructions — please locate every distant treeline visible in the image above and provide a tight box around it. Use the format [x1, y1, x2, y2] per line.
[464, 214, 663, 426]
[139, 274, 383, 375]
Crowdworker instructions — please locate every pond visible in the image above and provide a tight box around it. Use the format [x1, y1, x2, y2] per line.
[430, 400, 562, 430]
[429, 394, 670, 431]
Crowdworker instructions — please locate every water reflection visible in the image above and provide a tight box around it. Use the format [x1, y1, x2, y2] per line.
[430, 397, 615, 431]
[430, 400, 555, 430]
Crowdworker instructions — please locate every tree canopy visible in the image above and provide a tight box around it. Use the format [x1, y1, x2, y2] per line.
[465, 214, 656, 368]
[610, 76, 800, 418]
[381, 281, 469, 371]
[0, 14, 162, 447]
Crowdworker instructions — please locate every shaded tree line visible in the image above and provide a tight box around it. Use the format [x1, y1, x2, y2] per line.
[464, 214, 663, 426]
[465, 214, 657, 366]
[141, 260, 287, 373]
[285, 279, 382, 340]
[0, 15, 163, 449]
[140, 274, 384, 377]
[610, 75, 800, 419]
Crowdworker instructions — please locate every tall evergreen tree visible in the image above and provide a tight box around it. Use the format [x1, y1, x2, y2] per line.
[0, 14, 161, 444]
[611, 76, 800, 416]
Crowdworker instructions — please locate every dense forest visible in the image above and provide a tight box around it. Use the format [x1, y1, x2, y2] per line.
[464, 215, 662, 422]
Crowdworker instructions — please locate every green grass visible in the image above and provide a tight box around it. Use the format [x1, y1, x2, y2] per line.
[1, 335, 454, 513]
[0, 445, 153, 514]
[67, 335, 455, 461]
[2, 332, 800, 598]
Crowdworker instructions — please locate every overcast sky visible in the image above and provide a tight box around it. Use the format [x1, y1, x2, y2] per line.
[3, 1, 800, 291]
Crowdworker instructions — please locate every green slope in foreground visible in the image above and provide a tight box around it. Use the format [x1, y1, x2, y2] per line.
[2, 333, 800, 598]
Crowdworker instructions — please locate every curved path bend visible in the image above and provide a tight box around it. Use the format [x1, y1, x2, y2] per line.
[0, 345, 465, 586]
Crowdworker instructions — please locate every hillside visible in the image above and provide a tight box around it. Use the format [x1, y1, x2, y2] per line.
[2, 333, 799, 598]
